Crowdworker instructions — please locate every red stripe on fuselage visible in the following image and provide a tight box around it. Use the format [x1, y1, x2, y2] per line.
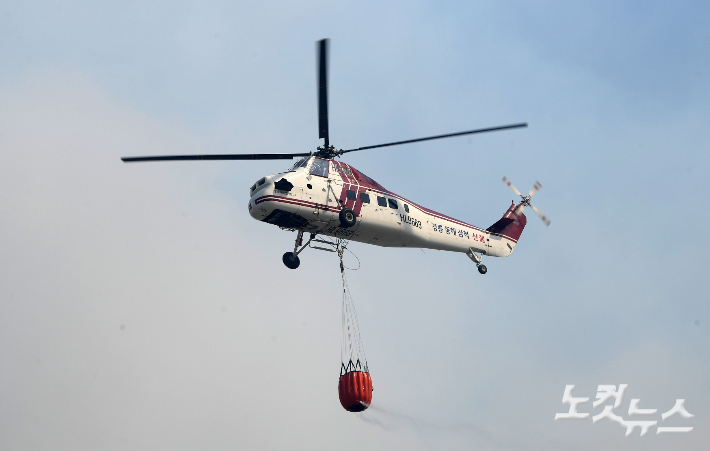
[255, 195, 340, 212]
[339, 183, 350, 208]
[353, 186, 367, 216]
[334, 161, 357, 185]
[346, 187, 356, 209]
[255, 194, 518, 243]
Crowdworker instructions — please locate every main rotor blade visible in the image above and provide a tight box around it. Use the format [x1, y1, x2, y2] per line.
[531, 205, 551, 226]
[341, 123, 527, 153]
[121, 153, 311, 162]
[502, 176, 523, 197]
[317, 38, 329, 147]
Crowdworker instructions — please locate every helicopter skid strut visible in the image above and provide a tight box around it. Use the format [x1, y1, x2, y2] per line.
[284, 231, 341, 269]
[284, 231, 309, 269]
[466, 247, 488, 275]
[283, 231, 352, 269]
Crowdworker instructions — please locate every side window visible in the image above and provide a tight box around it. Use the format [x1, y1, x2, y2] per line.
[360, 193, 370, 203]
[377, 196, 387, 207]
[388, 198, 398, 209]
[310, 158, 329, 177]
[346, 190, 357, 200]
[404, 204, 410, 213]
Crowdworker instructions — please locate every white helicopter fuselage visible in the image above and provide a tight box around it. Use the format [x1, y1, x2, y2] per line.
[248, 157, 526, 260]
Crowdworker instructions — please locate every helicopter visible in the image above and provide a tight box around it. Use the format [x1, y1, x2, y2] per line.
[122, 39, 550, 274]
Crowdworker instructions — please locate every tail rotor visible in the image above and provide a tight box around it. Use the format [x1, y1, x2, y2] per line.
[502, 177, 551, 226]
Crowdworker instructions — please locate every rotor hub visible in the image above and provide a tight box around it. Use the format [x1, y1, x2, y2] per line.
[315, 145, 343, 160]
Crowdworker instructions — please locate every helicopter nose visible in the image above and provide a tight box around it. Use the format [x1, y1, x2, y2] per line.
[248, 195, 272, 221]
[248, 199, 261, 220]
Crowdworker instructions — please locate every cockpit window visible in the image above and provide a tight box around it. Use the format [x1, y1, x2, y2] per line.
[288, 157, 310, 171]
[287, 160, 300, 171]
[310, 158, 329, 177]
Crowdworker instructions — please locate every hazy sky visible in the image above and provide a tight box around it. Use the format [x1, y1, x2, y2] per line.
[1, 1, 709, 450]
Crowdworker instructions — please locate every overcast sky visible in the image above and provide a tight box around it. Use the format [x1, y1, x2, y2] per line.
[1, 1, 709, 450]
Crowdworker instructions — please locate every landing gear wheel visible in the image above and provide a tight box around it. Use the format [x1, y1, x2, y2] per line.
[339, 208, 357, 228]
[282, 252, 300, 269]
[477, 264, 487, 275]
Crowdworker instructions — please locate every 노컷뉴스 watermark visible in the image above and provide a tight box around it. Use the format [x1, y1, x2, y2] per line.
[555, 385, 693, 436]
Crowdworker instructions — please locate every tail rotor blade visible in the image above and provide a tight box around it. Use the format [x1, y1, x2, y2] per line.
[502, 176, 522, 197]
[531, 205, 551, 226]
[528, 181, 542, 198]
[514, 203, 525, 217]
[317, 39, 329, 147]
